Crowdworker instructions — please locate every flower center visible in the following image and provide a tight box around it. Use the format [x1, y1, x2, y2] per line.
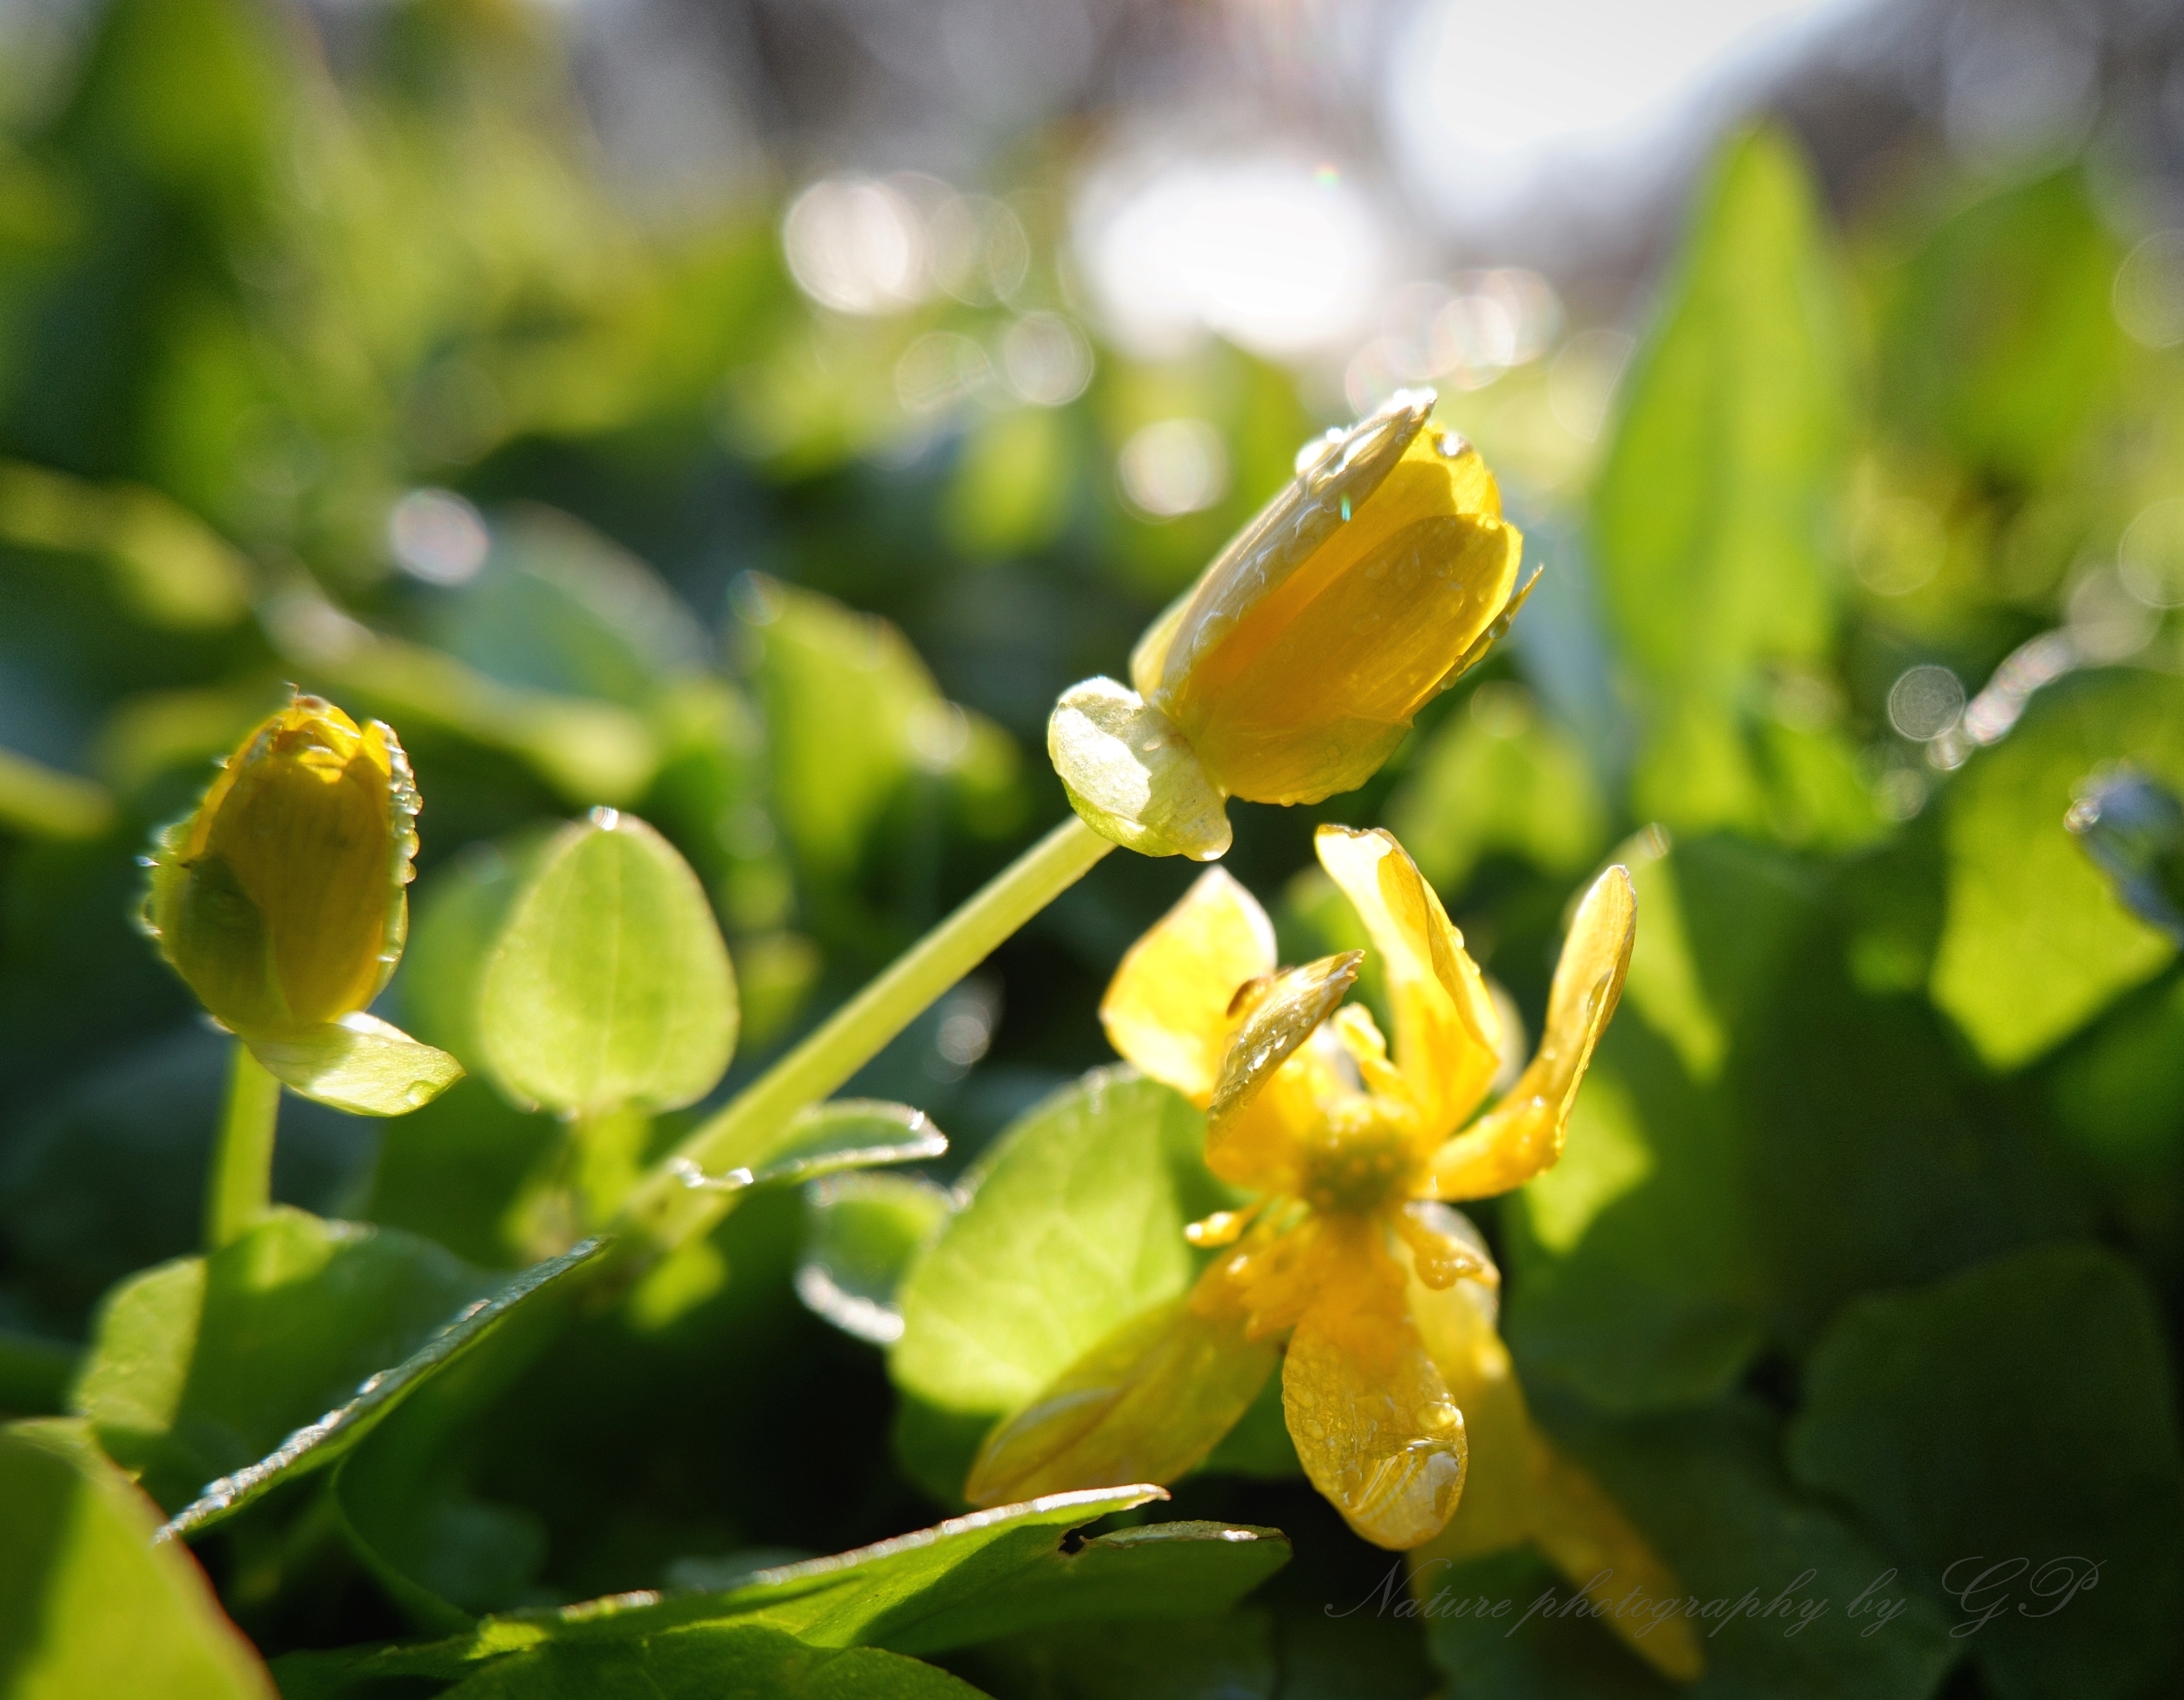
[1298, 1095, 1421, 1215]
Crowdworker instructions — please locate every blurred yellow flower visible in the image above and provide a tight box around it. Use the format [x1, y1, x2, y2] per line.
[965, 825, 1701, 1683]
[1048, 391, 1531, 860]
[142, 695, 460, 1115]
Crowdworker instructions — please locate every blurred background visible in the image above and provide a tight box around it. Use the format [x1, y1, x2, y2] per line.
[5, 0, 2184, 1690]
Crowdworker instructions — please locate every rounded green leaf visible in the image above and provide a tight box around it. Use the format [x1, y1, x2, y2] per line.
[477, 811, 737, 1116]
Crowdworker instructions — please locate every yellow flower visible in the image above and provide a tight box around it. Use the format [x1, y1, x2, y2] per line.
[1047, 392, 1531, 860]
[142, 695, 461, 1116]
[964, 825, 1702, 1683]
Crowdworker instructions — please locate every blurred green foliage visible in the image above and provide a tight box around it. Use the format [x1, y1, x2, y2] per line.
[2, 2, 2183, 1697]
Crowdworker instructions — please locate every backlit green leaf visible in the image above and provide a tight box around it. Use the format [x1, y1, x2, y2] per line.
[1931, 668, 2184, 1069]
[890, 1068, 1227, 1502]
[0, 1419, 274, 1699]
[477, 810, 738, 1116]
[1592, 125, 1849, 834]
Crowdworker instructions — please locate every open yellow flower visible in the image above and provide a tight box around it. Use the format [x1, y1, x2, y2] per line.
[141, 695, 461, 1116]
[965, 825, 1702, 1683]
[1048, 393, 1531, 860]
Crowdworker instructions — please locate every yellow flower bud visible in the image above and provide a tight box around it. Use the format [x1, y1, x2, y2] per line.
[141, 696, 460, 1116]
[1049, 390, 1530, 860]
[144, 696, 417, 1037]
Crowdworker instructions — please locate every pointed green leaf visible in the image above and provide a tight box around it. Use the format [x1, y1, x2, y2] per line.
[1592, 125, 1850, 834]
[478, 810, 737, 1116]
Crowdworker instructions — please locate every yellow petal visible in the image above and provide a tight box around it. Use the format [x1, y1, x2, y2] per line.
[1423, 864, 1636, 1201]
[1206, 952, 1363, 1124]
[1282, 1225, 1467, 1550]
[964, 1291, 1277, 1507]
[1203, 1065, 1320, 1194]
[1527, 1438, 1706, 1684]
[1317, 826, 1501, 1144]
[1148, 395, 1433, 708]
[1404, 1250, 1535, 1564]
[1099, 867, 1276, 1103]
[1164, 432, 1522, 806]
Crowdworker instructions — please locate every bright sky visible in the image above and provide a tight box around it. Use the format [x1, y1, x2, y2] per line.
[1385, 0, 1890, 232]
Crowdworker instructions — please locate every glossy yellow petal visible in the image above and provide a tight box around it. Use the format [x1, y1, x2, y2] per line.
[1317, 826, 1501, 1144]
[1204, 1054, 1324, 1194]
[1282, 1224, 1467, 1550]
[1400, 1209, 1701, 1683]
[1392, 1199, 1496, 1290]
[964, 1291, 1277, 1507]
[1163, 434, 1521, 806]
[1148, 395, 1433, 709]
[1527, 1438, 1706, 1684]
[1422, 864, 1636, 1201]
[145, 697, 417, 1038]
[1404, 1247, 1535, 1564]
[1099, 867, 1275, 1103]
[1206, 952, 1363, 1124]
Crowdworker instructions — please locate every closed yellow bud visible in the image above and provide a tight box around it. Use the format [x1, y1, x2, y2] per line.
[145, 696, 415, 1036]
[1049, 390, 1530, 860]
[141, 696, 460, 1115]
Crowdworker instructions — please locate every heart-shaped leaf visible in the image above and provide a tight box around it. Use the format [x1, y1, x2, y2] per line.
[477, 811, 737, 1116]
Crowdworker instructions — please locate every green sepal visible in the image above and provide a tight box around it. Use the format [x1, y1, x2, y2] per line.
[246, 1013, 465, 1116]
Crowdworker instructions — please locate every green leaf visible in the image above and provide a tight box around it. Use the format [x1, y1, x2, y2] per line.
[285, 1488, 1286, 1692]
[327, 1267, 577, 1628]
[1872, 169, 2123, 481]
[1506, 1020, 1764, 1413]
[681, 1099, 950, 1192]
[2048, 970, 2184, 1169]
[477, 810, 738, 1116]
[1739, 916, 2086, 1344]
[445, 1623, 989, 1698]
[797, 1171, 957, 1345]
[426, 508, 709, 711]
[1787, 1245, 2184, 1700]
[247, 1013, 464, 1117]
[0, 743, 114, 840]
[890, 1068, 1226, 1501]
[1386, 684, 1606, 893]
[67, 1203, 604, 1531]
[1592, 125, 1849, 834]
[0, 1418, 275, 1699]
[945, 1612, 1278, 1700]
[527, 1489, 1279, 1655]
[1504, 838, 1789, 1410]
[1930, 669, 2184, 1069]
[736, 576, 954, 881]
[1427, 1399, 1959, 1700]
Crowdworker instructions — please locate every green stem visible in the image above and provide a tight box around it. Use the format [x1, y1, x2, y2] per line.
[619, 815, 1113, 1254]
[206, 1041, 282, 1251]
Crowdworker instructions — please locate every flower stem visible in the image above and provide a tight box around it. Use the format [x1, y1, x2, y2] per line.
[619, 814, 1113, 1254]
[206, 1041, 281, 1251]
